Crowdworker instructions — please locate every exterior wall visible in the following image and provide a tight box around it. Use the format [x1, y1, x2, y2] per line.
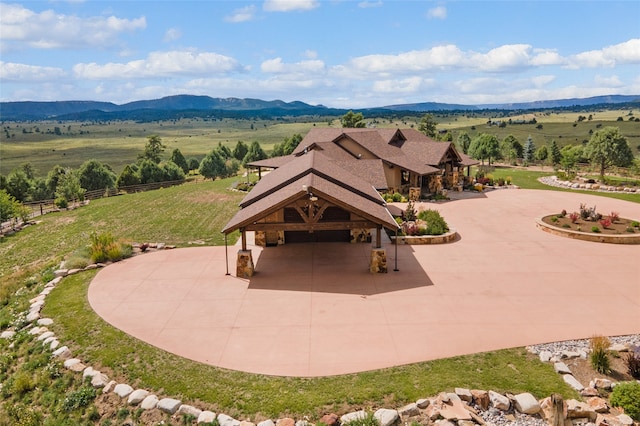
[383, 164, 401, 191]
[254, 210, 285, 247]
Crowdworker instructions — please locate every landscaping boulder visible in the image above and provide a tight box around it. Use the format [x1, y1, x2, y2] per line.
[218, 413, 241, 426]
[566, 399, 596, 421]
[127, 389, 149, 405]
[199, 411, 217, 424]
[140, 395, 159, 410]
[114, 383, 134, 398]
[554, 362, 572, 374]
[471, 390, 490, 410]
[318, 414, 338, 426]
[488, 391, 510, 411]
[157, 398, 182, 414]
[398, 402, 420, 417]
[374, 408, 399, 426]
[455, 388, 473, 402]
[513, 393, 541, 415]
[563, 374, 584, 391]
[178, 404, 202, 418]
[91, 373, 110, 388]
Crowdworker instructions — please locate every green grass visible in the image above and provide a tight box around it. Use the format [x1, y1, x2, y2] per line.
[42, 271, 577, 418]
[0, 172, 586, 420]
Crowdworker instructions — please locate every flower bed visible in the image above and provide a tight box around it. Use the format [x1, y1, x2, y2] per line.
[537, 205, 640, 244]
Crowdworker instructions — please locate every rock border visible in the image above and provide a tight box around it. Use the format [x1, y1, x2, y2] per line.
[539, 176, 639, 194]
[390, 228, 458, 245]
[2, 244, 639, 426]
[535, 217, 640, 244]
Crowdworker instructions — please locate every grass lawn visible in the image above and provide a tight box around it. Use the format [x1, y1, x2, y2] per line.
[0, 172, 590, 421]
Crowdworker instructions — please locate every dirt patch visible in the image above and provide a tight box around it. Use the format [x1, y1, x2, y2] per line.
[563, 353, 635, 387]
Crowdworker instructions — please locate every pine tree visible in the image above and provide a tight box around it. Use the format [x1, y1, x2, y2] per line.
[523, 135, 536, 166]
[550, 140, 561, 167]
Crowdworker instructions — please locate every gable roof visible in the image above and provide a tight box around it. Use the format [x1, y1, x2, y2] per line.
[223, 150, 399, 234]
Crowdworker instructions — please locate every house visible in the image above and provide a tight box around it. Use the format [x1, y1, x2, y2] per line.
[222, 127, 476, 277]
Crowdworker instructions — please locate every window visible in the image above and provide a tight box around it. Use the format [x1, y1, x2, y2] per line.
[401, 170, 410, 185]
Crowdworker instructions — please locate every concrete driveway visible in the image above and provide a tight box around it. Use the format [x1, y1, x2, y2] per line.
[88, 189, 640, 377]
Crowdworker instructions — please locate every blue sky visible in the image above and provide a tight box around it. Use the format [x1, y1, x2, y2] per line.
[1, 0, 639, 108]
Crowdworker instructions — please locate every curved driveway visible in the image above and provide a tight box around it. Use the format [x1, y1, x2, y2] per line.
[88, 189, 640, 377]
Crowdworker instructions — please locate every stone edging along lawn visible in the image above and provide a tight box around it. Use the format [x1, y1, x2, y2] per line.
[2, 246, 639, 425]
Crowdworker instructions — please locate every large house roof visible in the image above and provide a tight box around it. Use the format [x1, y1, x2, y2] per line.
[223, 150, 398, 234]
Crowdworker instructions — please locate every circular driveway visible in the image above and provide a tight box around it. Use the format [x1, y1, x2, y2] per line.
[88, 189, 640, 377]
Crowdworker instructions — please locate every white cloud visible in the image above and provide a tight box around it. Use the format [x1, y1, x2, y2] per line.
[358, 1, 383, 8]
[470, 44, 532, 72]
[0, 61, 67, 81]
[427, 6, 447, 19]
[263, 0, 319, 12]
[372, 77, 434, 94]
[530, 49, 564, 66]
[567, 38, 640, 69]
[261, 57, 325, 75]
[593, 74, 623, 88]
[73, 50, 244, 79]
[225, 5, 256, 23]
[0, 3, 146, 49]
[163, 28, 182, 42]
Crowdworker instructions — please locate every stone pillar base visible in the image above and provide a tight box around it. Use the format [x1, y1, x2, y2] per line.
[370, 249, 387, 273]
[236, 250, 254, 278]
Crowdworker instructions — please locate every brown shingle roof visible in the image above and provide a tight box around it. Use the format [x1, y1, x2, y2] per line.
[222, 150, 398, 233]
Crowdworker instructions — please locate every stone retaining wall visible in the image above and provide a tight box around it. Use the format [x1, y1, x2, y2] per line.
[536, 218, 640, 244]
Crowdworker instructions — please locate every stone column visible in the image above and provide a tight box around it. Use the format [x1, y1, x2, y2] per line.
[236, 250, 254, 278]
[370, 248, 387, 273]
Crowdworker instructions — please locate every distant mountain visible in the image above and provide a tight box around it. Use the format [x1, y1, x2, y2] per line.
[0, 95, 328, 120]
[383, 95, 640, 112]
[1, 94, 639, 121]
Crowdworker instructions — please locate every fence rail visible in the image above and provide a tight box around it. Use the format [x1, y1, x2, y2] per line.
[2, 179, 188, 233]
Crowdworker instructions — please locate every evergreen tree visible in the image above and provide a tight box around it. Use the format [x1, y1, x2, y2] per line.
[199, 150, 227, 180]
[418, 114, 437, 138]
[170, 148, 189, 174]
[550, 140, 562, 166]
[78, 159, 116, 191]
[584, 126, 634, 180]
[340, 110, 366, 128]
[523, 135, 536, 165]
[138, 135, 166, 164]
[242, 141, 268, 166]
[457, 132, 471, 154]
[216, 142, 233, 159]
[232, 141, 249, 161]
[117, 164, 141, 187]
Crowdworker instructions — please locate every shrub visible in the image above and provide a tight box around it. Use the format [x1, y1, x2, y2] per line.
[610, 211, 620, 222]
[89, 232, 132, 263]
[562, 224, 570, 228]
[559, 209, 567, 218]
[63, 386, 97, 411]
[590, 335, 611, 374]
[392, 192, 402, 202]
[551, 216, 559, 223]
[569, 212, 580, 223]
[599, 217, 612, 229]
[55, 197, 68, 209]
[625, 346, 640, 379]
[341, 412, 379, 426]
[418, 209, 449, 235]
[632, 220, 640, 228]
[591, 226, 600, 233]
[610, 381, 640, 421]
[626, 226, 635, 233]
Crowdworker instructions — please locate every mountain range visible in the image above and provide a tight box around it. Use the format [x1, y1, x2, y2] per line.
[1, 94, 638, 121]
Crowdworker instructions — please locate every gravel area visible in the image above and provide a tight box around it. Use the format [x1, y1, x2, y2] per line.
[527, 334, 640, 355]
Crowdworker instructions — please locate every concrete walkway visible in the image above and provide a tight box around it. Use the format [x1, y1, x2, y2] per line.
[88, 189, 640, 377]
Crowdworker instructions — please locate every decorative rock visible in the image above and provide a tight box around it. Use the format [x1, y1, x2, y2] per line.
[67, 268, 82, 275]
[157, 398, 182, 415]
[256, 420, 274, 426]
[37, 318, 54, 326]
[567, 399, 596, 421]
[608, 343, 628, 352]
[37, 331, 54, 341]
[114, 383, 134, 398]
[488, 391, 510, 411]
[513, 393, 541, 415]
[563, 374, 585, 391]
[49, 340, 59, 350]
[471, 390, 490, 410]
[52, 346, 72, 359]
[554, 362, 572, 374]
[218, 413, 241, 426]
[587, 397, 608, 413]
[398, 402, 420, 417]
[617, 414, 634, 426]
[455, 388, 473, 402]
[63, 359, 86, 372]
[341, 411, 367, 424]
[91, 373, 109, 388]
[581, 387, 599, 397]
[318, 414, 338, 426]
[439, 399, 472, 421]
[294, 420, 308, 426]
[374, 408, 399, 426]
[127, 389, 149, 405]
[592, 378, 613, 390]
[276, 418, 294, 426]
[0, 330, 15, 339]
[140, 394, 159, 410]
[29, 327, 45, 335]
[103, 381, 117, 393]
[416, 398, 430, 409]
[42, 336, 56, 346]
[54, 269, 68, 277]
[539, 350, 552, 362]
[83, 367, 98, 378]
[241, 421, 256, 426]
[199, 411, 217, 424]
[178, 404, 202, 418]
[434, 421, 456, 426]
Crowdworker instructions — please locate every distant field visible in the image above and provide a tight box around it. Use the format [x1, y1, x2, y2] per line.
[1, 108, 638, 177]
